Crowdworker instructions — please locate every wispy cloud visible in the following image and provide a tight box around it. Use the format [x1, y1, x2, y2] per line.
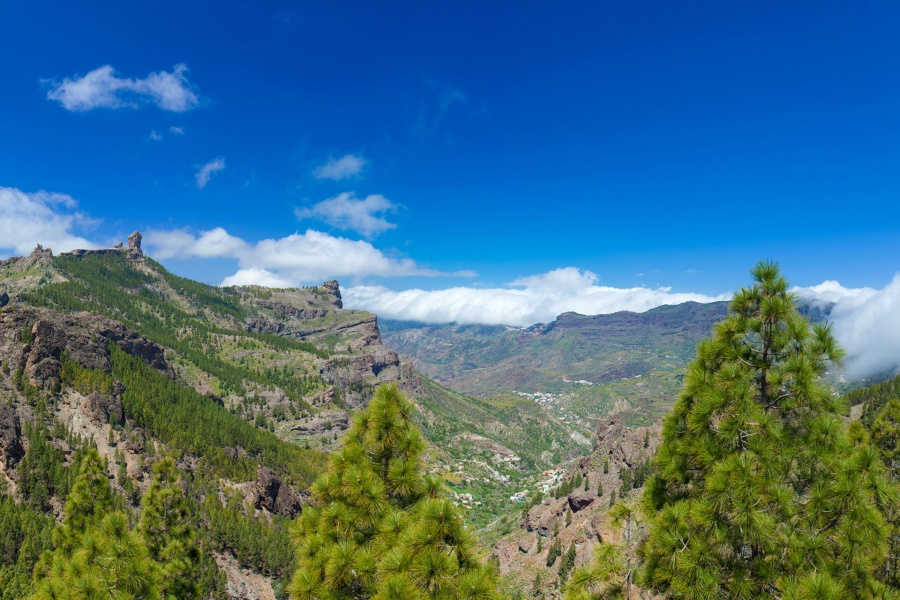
[195, 157, 226, 189]
[344, 267, 729, 327]
[414, 80, 467, 136]
[149, 130, 163, 141]
[46, 64, 200, 112]
[0, 187, 100, 255]
[295, 192, 398, 238]
[313, 154, 366, 180]
[146, 227, 444, 284]
[169, 126, 184, 135]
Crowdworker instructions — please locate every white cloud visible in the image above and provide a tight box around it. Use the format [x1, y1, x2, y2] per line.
[295, 193, 398, 238]
[795, 278, 900, 379]
[149, 130, 163, 141]
[195, 158, 226, 189]
[221, 268, 293, 288]
[169, 126, 184, 135]
[0, 187, 100, 255]
[145, 227, 442, 284]
[312, 154, 366, 180]
[147, 227, 248, 260]
[344, 267, 730, 327]
[46, 64, 200, 112]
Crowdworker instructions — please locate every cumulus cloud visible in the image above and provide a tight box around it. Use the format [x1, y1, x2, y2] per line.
[145, 227, 441, 284]
[295, 193, 398, 238]
[313, 154, 366, 180]
[795, 278, 900, 379]
[195, 157, 226, 189]
[46, 64, 200, 112]
[147, 227, 248, 260]
[0, 187, 99, 255]
[344, 267, 730, 327]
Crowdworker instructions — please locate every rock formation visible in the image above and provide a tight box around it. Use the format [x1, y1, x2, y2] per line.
[127, 230, 143, 259]
[493, 416, 662, 595]
[321, 280, 343, 308]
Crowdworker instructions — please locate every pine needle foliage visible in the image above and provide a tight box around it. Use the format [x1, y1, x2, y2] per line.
[289, 384, 503, 599]
[30, 450, 160, 600]
[641, 261, 895, 598]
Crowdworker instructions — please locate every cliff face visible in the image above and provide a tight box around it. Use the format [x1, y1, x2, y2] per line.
[493, 416, 660, 597]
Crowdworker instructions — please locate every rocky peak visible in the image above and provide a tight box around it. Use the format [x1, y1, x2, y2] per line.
[321, 280, 343, 309]
[127, 231, 144, 259]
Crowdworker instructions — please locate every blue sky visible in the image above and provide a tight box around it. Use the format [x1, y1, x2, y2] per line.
[2, 1, 900, 330]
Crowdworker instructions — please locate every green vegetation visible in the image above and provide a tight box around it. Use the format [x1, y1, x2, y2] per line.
[109, 344, 325, 486]
[30, 449, 200, 600]
[21, 253, 327, 404]
[642, 262, 896, 598]
[289, 384, 503, 599]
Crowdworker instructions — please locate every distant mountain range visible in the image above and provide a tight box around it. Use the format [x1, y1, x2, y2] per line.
[382, 299, 838, 425]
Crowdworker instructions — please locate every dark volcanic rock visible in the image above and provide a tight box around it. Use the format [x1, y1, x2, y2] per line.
[0, 404, 24, 465]
[256, 466, 303, 517]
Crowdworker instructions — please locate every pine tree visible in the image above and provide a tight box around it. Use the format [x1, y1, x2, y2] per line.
[31, 449, 161, 600]
[137, 457, 201, 599]
[565, 543, 625, 600]
[289, 384, 502, 599]
[869, 397, 900, 586]
[641, 261, 893, 598]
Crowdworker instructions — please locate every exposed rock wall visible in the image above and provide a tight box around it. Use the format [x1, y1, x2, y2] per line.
[493, 416, 661, 597]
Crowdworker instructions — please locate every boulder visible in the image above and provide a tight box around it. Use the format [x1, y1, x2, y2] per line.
[517, 536, 534, 553]
[568, 490, 595, 513]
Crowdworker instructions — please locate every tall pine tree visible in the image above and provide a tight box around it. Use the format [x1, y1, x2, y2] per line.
[289, 384, 502, 599]
[30, 449, 161, 600]
[137, 457, 201, 600]
[641, 261, 894, 598]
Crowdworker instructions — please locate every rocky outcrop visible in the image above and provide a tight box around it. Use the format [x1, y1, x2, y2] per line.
[0, 306, 173, 390]
[86, 392, 124, 426]
[0, 404, 24, 466]
[26, 244, 53, 267]
[321, 280, 343, 308]
[127, 231, 144, 260]
[255, 466, 304, 517]
[0, 292, 8, 308]
[291, 412, 348, 435]
[493, 416, 662, 592]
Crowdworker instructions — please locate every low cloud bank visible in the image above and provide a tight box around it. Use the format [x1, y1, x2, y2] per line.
[344, 268, 730, 327]
[795, 278, 900, 380]
[346, 270, 900, 381]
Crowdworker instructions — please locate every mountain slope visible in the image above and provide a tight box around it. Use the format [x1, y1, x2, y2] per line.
[0, 237, 594, 595]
